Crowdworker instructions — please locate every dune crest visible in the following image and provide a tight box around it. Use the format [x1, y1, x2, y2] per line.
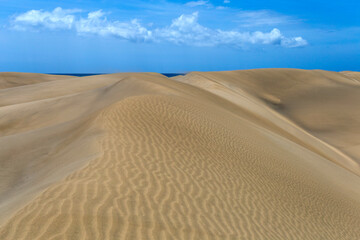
[0, 69, 360, 239]
[0, 73, 75, 90]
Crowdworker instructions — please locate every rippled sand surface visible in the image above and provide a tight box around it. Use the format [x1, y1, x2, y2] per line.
[0, 69, 359, 239]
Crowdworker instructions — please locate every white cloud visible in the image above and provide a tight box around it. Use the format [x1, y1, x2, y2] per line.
[224, 0, 230, 3]
[237, 10, 296, 27]
[12, 7, 80, 30]
[281, 36, 308, 48]
[155, 12, 212, 46]
[185, 1, 211, 8]
[155, 12, 307, 48]
[76, 10, 152, 41]
[11, 8, 308, 48]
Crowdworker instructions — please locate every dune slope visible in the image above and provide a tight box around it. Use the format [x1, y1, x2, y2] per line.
[174, 69, 360, 175]
[0, 69, 359, 239]
[0, 73, 75, 90]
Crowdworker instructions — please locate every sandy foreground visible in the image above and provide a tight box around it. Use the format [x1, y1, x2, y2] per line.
[0, 69, 359, 239]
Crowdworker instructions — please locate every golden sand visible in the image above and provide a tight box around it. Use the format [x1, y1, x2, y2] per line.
[0, 69, 359, 239]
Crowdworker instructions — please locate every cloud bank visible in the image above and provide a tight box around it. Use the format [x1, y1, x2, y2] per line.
[13, 7, 80, 30]
[236, 10, 297, 27]
[11, 7, 308, 48]
[76, 10, 152, 42]
[185, 1, 211, 8]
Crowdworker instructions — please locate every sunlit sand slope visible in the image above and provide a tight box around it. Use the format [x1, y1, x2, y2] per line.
[0, 73, 74, 89]
[174, 69, 360, 175]
[341, 71, 360, 82]
[0, 70, 359, 239]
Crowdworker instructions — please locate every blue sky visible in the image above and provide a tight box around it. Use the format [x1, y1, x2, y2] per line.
[0, 0, 359, 73]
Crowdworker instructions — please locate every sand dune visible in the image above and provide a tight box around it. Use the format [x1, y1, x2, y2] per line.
[174, 69, 360, 175]
[0, 69, 359, 239]
[341, 71, 360, 82]
[0, 72, 74, 90]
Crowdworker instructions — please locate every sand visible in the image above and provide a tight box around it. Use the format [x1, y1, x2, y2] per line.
[0, 72, 74, 90]
[0, 69, 359, 239]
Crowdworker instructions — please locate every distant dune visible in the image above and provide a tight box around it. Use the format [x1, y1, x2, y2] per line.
[0, 69, 359, 239]
[0, 72, 74, 89]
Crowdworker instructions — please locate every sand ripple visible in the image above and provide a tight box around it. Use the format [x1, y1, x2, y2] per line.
[0, 70, 360, 239]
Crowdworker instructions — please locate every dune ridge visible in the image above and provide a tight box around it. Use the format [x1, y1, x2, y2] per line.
[0, 69, 359, 239]
[173, 69, 360, 175]
[0, 72, 75, 90]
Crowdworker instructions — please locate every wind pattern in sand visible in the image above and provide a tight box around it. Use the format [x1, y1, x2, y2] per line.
[0, 70, 360, 239]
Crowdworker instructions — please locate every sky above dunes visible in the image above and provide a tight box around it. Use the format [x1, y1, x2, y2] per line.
[0, 0, 359, 72]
